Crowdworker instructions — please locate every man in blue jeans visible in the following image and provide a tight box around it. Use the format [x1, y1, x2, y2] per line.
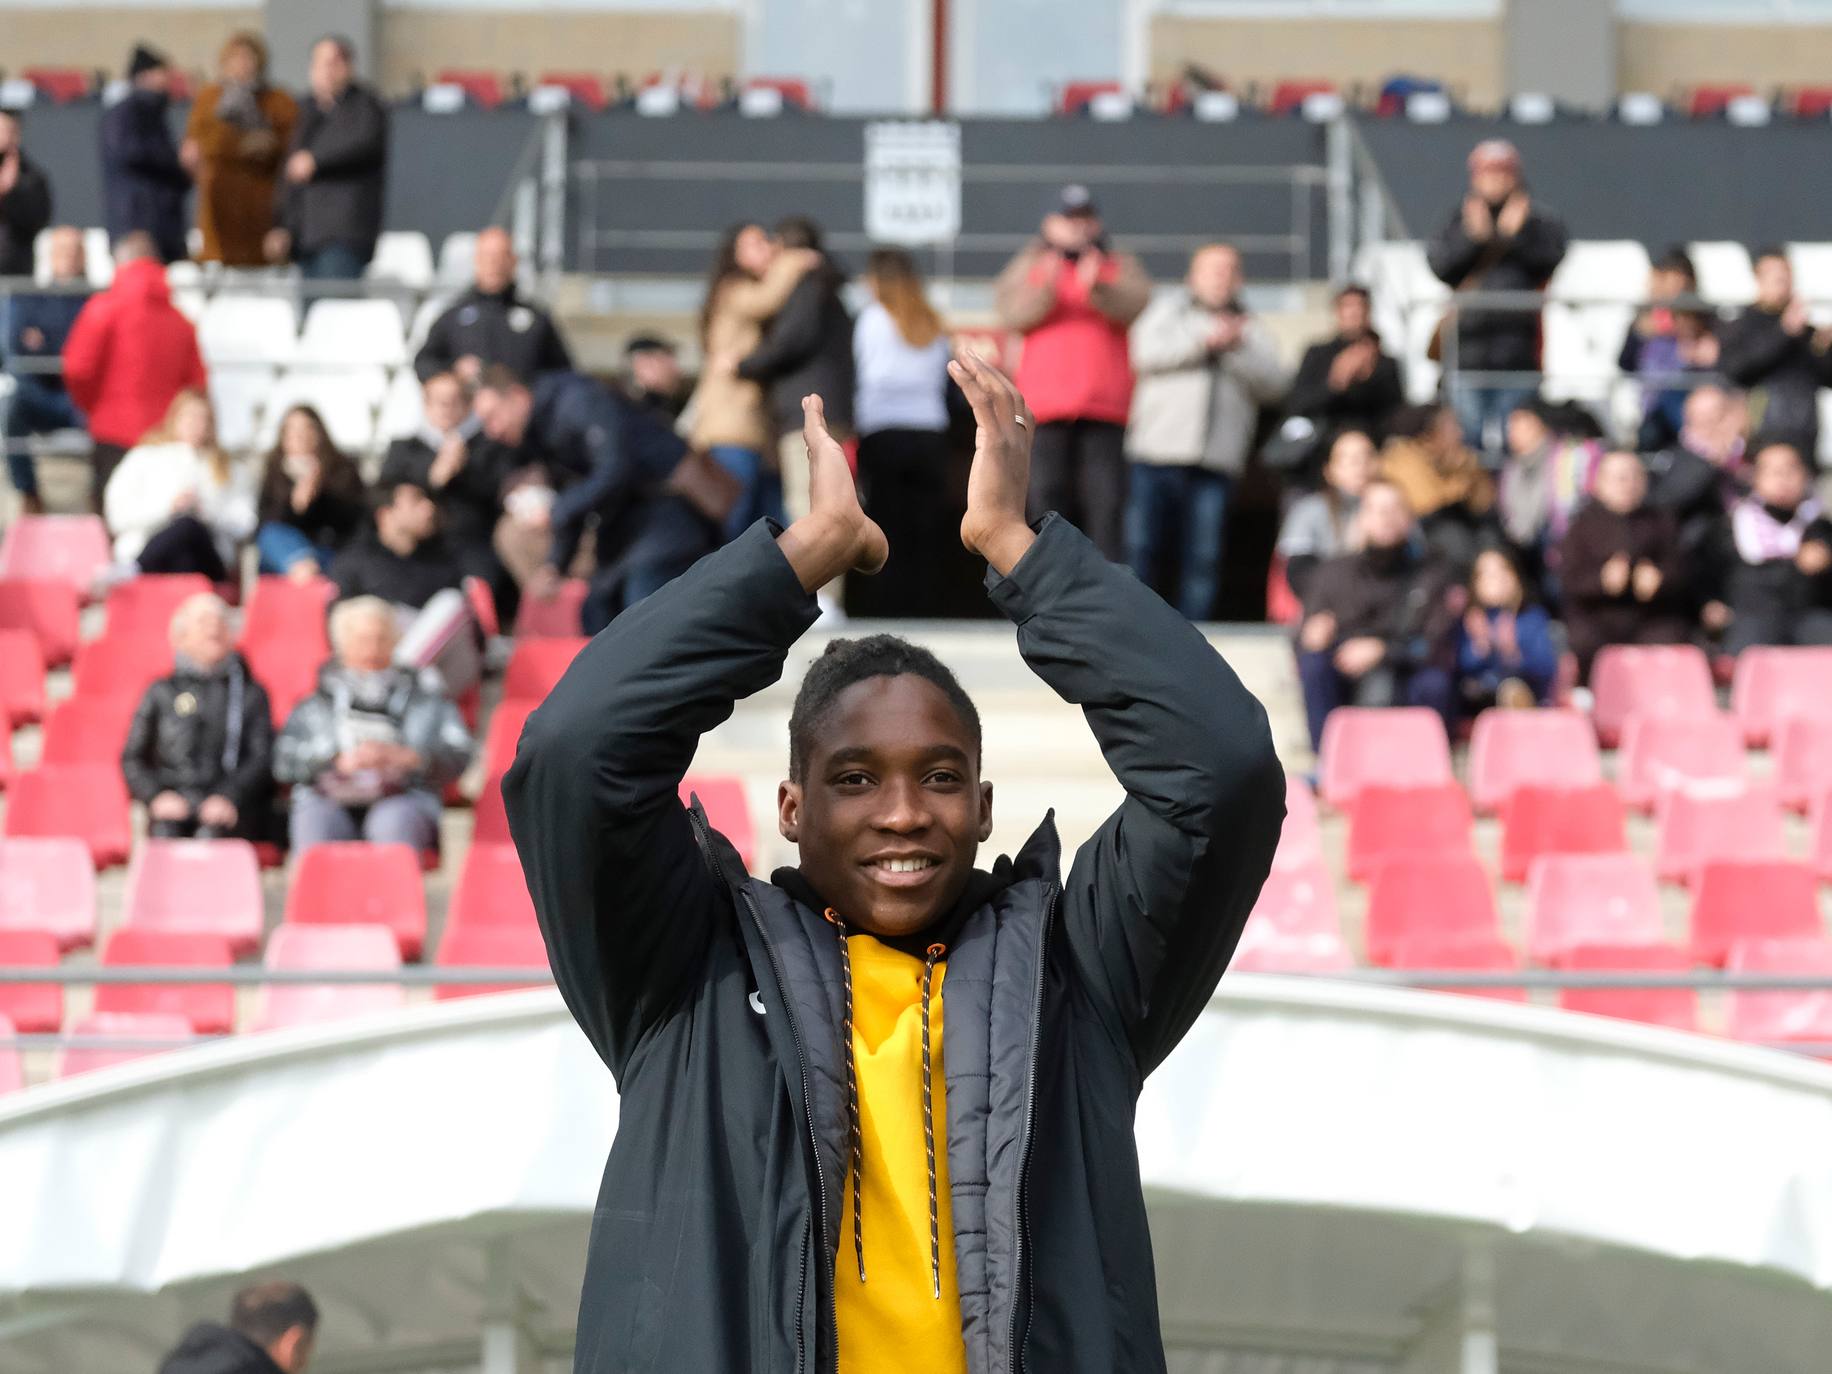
[2, 227, 90, 513]
[1123, 242, 1286, 619]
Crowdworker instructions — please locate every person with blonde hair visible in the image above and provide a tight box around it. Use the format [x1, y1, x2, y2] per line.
[181, 31, 298, 267]
[103, 389, 258, 580]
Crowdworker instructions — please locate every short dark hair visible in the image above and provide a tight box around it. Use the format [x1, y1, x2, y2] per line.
[1754, 245, 1790, 268]
[1751, 435, 1806, 468]
[1334, 283, 1371, 305]
[314, 33, 356, 63]
[788, 636, 981, 782]
[230, 1281, 318, 1346]
[373, 478, 431, 516]
[475, 363, 527, 395]
[1653, 246, 1697, 282]
[774, 215, 824, 251]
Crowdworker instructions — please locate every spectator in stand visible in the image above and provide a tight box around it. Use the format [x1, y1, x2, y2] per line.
[104, 389, 256, 580]
[1454, 545, 1558, 716]
[100, 44, 190, 265]
[275, 594, 472, 855]
[256, 404, 367, 579]
[623, 335, 686, 424]
[848, 247, 952, 618]
[157, 1280, 318, 1374]
[1124, 241, 1286, 619]
[122, 593, 274, 842]
[1380, 402, 1495, 571]
[0, 111, 53, 278]
[268, 35, 388, 281]
[691, 222, 819, 537]
[1276, 427, 1376, 601]
[1497, 399, 1598, 596]
[1618, 247, 1718, 452]
[181, 32, 297, 268]
[1558, 449, 1690, 681]
[1705, 439, 1832, 652]
[2, 226, 89, 514]
[1647, 383, 1751, 563]
[1295, 477, 1455, 749]
[995, 184, 1151, 559]
[474, 366, 722, 632]
[379, 370, 511, 599]
[1284, 284, 1404, 446]
[1427, 139, 1568, 453]
[1716, 248, 1832, 459]
[62, 231, 208, 508]
[412, 227, 571, 383]
[329, 480, 464, 609]
[734, 215, 855, 528]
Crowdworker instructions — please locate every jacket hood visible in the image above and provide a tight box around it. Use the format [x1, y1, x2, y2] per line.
[113, 256, 172, 301]
[157, 1322, 284, 1374]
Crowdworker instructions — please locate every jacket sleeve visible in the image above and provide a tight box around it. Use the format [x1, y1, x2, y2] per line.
[1511, 607, 1560, 690]
[0, 166, 52, 246]
[1718, 313, 1795, 386]
[503, 521, 820, 1078]
[274, 696, 337, 785]
[1088, 251, 1153, 327]
[103, 106, 190, 186]
[406, 693, 474, 789]
[305, 93, 387, 177]
[223, 680, 275, 810]
[545, 403, 633, 571]
[58, 298, 108, 413]
[411, 302, 460, 380]
[1283, 343, 1335, 418]
[1506, 209, 1568, 283]
[1221, 322, 1289, 404]
[1426, 209, 1484, 287]
[735, 275, 823, 383]
[993, 244, 1057, 332]
[1557, 514, 1611, 603]
[102, 448, 165, 549]
[535, 310, 574, 374]
[984, 516, 1285, 1077]
[120, 687, 164, 802]
[1128, 298, 1210, 375]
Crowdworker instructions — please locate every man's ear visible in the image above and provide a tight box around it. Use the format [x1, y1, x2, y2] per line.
[778, 779, 802, 845]
[269, 1325, 311, 1374]
[977, 780, 994, 843]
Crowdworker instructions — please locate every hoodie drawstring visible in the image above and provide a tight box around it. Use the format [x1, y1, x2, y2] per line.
[920, 941, 946, 1301]
[824, 908, 867, 1283]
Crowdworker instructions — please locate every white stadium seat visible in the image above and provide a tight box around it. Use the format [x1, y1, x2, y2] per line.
[83, 228, 113, 287]
[1354, 240, 1448, 403]
[1543, 241, 1649, 404]
[366, 231, 435, 289]
[259, 368, 389, 455]
[1690, 241, 1757, 307]
[297, 299, 408, 369]
[198, 295, 299, 368]
[378, 367, 428, 443]
[437, 232, 478, 287]
[1786, 242, 1832, 305]
[209, 366, 276, 454]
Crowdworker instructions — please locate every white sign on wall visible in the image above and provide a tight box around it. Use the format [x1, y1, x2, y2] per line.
[863, 121, 962, 247]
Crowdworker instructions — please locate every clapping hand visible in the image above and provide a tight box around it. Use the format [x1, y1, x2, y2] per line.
[949, 348, 1037, 575]
[774, 394, 888, 592]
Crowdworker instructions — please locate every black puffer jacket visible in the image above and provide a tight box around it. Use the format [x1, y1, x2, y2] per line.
[411, 285, 573, 382]
[737, 255, 857, 434]
[503, 517, 1284, 1373]
[122, 654, 275, 824]
[1426, 196, 1568, 374]
[277, 83, 388, 260]
[157, 1323, 284, 1374]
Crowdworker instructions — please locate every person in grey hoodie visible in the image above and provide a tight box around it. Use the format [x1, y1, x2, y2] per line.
[1123, 242, 1286, 619]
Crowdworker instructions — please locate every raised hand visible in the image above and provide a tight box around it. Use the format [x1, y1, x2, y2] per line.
[948, 348, 1036, 575]
[774, 394, 887, 592]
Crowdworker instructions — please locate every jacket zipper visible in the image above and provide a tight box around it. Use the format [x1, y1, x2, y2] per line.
[1005, 881, 1058, 1374]
[686, 805, 836, 1374]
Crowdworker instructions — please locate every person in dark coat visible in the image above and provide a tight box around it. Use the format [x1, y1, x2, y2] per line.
[121, 593, 274, 842]
[474, 366, 720, 633]
[1426, 139, 1568, 453]
[100, 45, 191, 265]
[1295, 476, 1458, 748]
[1646, 383, 1750, 568]
[0, 110, 53, 278]
[1704, 439, 1832, 654]
[411, 227, 572, 383]
[269, 35, 388, 281]
[2, 226, 89, 513]
[255, 404, 368, 578]
[501, 354, 1283, 1374]
[1715, 249, 1832, 461]
[1558, 450, 1692, 682]
[157, 1280, 318, 1374]
[329, 480, 466, 610]
[1617, 247, 1718, 452]
[1284, 284, 1405, 445]
[733, 215, 856, 522]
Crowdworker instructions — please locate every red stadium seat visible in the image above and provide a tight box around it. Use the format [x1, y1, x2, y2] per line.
[122, 839, 265, 955]
[434, 922, 551, 1000]
[104, 574, 214, 639]
[1811, 793, 1832, 881]
[244, 634, 326, 730]
[1272, 775, 1322, 871]
[1318, 707, 1453, 810]
[1057, 80, 1125, 115]
[1466, 708, 1602, 814]
[1499, 783, 1628, 883]
[1590, 644, 1715, 747]
[462, 576, 500, 641]
[0, 714, 9, 791]
[0, 836, 96, 950]
[1616, 712, 1745, 812]
[1731, 647, 1832, 746]
[255, 924, 404, 1031]
[21, 66, 91, 103]
[502, 637, 588, 704]
[1727, 938, 1832, 1045]
[0, 930, 62, 1032]
[1364, 853, 1501, 967]
[473, 778, 510, 845]
[96, 929, 235, 1034]
[514, 578, 588, 637]
[1384, 932, 1525, 1003]
[1688, 82, 1755, 118]
[283, 843, 427, 960]
[42, 695, 140, 766]
[1263, 555, 1302, 626]
[0, 515, 110, 597]
[1269, 79, 1337, 115]
[537, 72, 609, 111]
[71, 633, 171, 701]
[0, 579, 81, 665]
[0, 628, 46, 725]
[1231, 861, 1351, 973]
[683, 774, 755, 871]
[482, 701, 535, 782]
[1525, 853, 1664, 965]
[1655, 783, 1786, 884]
[1775, 717, 1832, 811]
[434, 69, 506, 108]
[0, 1015, 21, 1095]
[1792, 85, 1832, 118]
[1557, 942, 1697, 1032]
[1345, 783, 1472, 882]
[240, 575, 334, 655]
[448, 844, 537, 933]
[1691, 860, 1823, 966]
[56, 1011, 194, 1079]
[4, 765, 132, 868]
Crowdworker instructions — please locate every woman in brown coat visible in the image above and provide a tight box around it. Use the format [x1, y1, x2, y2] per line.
[182, 33, 297, 267]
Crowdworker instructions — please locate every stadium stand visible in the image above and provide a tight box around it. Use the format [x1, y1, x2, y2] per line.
[120, 839, 265, 956]
[103, 574, 215, 639]
[1345, 782, 1471, 882]
[54, 1011, 194, 1078]
[1691, 860, 1823, 966]
[40, 695, 140, 766]
[0, 515, 110, 598]
[1466, 708, 1602, 815]
[0, 837, 96, 951]
[1272, 776, 1322, 871]
[1654, 784, 1788, 885]
[1726, 938, 1832, 1047]
[1525, 853, 1665, 966]
[433, 922, 551, 1000]
[1233, 861, 1351, 973]
[1363, 853, 1502, 968]
[4, 766, 132, 868]
[446, 842, 537, 936]
[1776, 718, 1832, 812]
[1317, 707, 1453, 810]
[0, 1017, 20, 1095]
[1730, 647, 1832, 747]
[1557, 942, 1698, 1032]
[1615, 713, 1747, 813]
[502, 637, 590, 705]
[1590, 646, 1718, 750]
[0, 930, 62, 1033]
[0, 630, 47, 726]
[254, 924, 405, 1031]
[95, 929, 235, 1035]
[0, 580, 80, 667]
[282, 844, 429, 961]
[1499, 783, 1629, 884]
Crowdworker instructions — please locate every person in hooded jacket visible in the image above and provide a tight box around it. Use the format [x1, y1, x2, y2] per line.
[157, 1280, 317, 1374]
[123, 594, 274, 841]
[502, 352, 1283, 1374]
[101, 44, 191, 265]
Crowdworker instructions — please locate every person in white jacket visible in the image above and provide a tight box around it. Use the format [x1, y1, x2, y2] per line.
[1124, 243, 1287, 619]
[103, 387, 259, 581]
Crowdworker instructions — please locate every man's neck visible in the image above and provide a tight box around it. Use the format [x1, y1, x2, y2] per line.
[377, 524, 419, 557]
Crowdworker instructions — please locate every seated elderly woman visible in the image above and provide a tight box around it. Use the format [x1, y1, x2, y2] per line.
[274, 595, 474, 854]
[122, 592, 276, 840]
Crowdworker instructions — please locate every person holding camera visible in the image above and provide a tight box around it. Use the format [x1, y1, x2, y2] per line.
[994, 184, 1150, 560]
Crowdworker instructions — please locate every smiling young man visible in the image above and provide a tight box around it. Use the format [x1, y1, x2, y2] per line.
[504, 353, 1284, 1373]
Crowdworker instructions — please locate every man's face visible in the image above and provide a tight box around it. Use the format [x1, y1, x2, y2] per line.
[1187, 246, 1241, 310]
[136, 66, 170, 95]
[423, 375, 467, 432]
[0, 115, 18, 157]
[630, 348, 680, 397]
[733, 225, 776, 276]
[339, 612, 397, 673]
[779, 675, 993, 939]
[1334, 290, 1371, 337]
[1359, 484, 1413, 550]
[1594, 452, 1648, 514]
[386, 486, 438, 543]
[473, 230, 515, 295]
[1506, 407, 1548, 457]
[47, 227, 84, 281]
[473, 386, 530, 445]
[1752, 444, 1809, 509]
[1755, 255, 1793, 310]
[1469, 162, 1518, 204]
[1041, 212, 1099, 254]
[173, 606, 233, 668]
[309, 41, 351, 102]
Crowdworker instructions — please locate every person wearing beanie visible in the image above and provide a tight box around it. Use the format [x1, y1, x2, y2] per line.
[100, 42, 191, 264]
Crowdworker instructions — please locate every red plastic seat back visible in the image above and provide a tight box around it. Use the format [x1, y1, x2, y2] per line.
[1499, 783, 1628, 883]
[71, 633, 171, 702]
[1731, 647, 1832, 746]
[473, 778, 510, 845]
[1318, 707, 1453, 809]
[1691, 860, 1823, 965]
[537, 72, 609, 111]
[1232, 860, 1350, 973]
[0, 515, 110, 596]
[0, 579, 81, 665]
[1794, 86, 1832, 118]
[0, 836, 97, 950]
[1272, 775, 1321, 871]
[435, 69, 506, 108]
[97, 929, 235, 1033]
[514, 579, 588, 637]
[1727, 938, 1832, 1043]
[22, 67, 91, 103]
[42, 695, 141, 766]
[0, 929, 62, 1032]
[1776, 717, 1832, 811]
[56, 1011, 194, 1079]
[681, 774, 755, 871]
[1058, 80, 1124, 115]
[1364, 853, 1501, 967]
[1654, 782, 1786, 883]
[448, 844, 538, 933]
[434, 922, 551, 1000]
[1525, 852, 1663, 965]
[482, 702, 536, 782]
[1689, 83, 1755, 117]
[1557, 942, 1697, 1031]
[104, 574, 214, 639]
[1270, 79, 1337, 115]
[1590, 644, 1715, 747]
[4, 765, 132, 868]
[502, 637, 589, 704]
[257, 924, 404, 1030]
[1467, 708, 1602, 813]
[1384, 932, 1524, 1003]
[1346, 783, 1472, 881]
[283, 843, 428, 960]
[247, 635, 327, 730]
[122, 839, 265, 955]
[241, 576, 334, 654]
[1616, 712, 1745, 812]
[0, 627, 47, 725]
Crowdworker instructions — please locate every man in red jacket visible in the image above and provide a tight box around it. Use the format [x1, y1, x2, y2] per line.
[993, 185, 1151, 559]
[61, 230, 208, 510]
